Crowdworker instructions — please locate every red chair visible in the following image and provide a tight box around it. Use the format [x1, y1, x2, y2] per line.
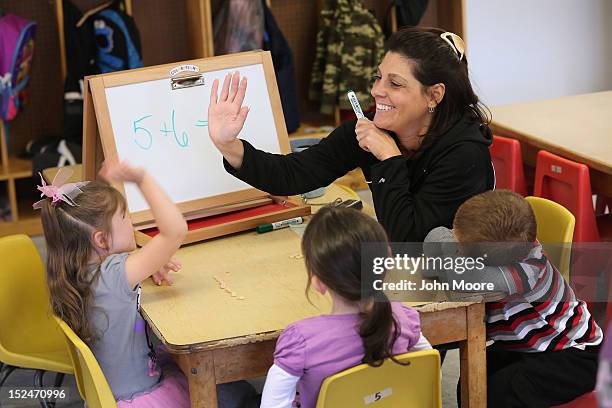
[489, 135, 528, 196]
[533, 150, 612, 243]
[551, 392, 597, 408]
[534, 150, 612, 330]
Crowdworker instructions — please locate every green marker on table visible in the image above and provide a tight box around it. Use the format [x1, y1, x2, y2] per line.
[256, 217, 304, 234]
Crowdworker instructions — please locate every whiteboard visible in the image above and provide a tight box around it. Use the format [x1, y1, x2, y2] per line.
[104, 63, 281, 214]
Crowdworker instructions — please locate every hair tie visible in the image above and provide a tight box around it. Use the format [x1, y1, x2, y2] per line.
[440, 32, 465, 61]
[32, 168, 89, 209]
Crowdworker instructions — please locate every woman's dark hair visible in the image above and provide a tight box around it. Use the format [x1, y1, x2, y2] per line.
[301, 206, 404, 367]
[386, 26, 490, 152]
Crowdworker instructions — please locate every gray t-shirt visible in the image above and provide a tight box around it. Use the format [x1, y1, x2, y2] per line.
[423, 226, 511, 301]
[89, 253, 160, 401]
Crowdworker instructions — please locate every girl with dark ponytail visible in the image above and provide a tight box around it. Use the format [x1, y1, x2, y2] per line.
[261, 207, 431, 407]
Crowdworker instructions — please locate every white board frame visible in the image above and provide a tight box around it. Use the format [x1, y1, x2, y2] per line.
[84, 50, 291, 226]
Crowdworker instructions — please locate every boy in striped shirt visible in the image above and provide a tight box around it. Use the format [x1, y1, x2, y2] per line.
[424, 190, 602, 407]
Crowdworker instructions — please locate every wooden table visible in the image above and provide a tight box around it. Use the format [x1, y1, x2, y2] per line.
[140, 184, 486, 407]
[490, 91, 612, 197]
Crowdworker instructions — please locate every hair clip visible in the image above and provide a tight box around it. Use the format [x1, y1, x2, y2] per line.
[440, 32, 466, 61]
[32, 168, 89, 209]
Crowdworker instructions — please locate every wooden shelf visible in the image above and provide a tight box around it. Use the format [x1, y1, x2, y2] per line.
[0, 163, 43, 237]
[0, 192, 43, 238]
[289, 122, 335, 140]
[17, 193, 38, 219]
[0, 216, 42, 237]
[0, 156, 33, 181]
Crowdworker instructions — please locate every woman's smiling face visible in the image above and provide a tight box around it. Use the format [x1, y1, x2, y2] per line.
[370, 51, 435, 147]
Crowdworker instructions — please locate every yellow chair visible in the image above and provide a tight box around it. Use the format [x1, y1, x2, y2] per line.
[54, 317, 116, 408]
[316, 349, 441, 408]
[0, 235, 72, 392]
[525, 196, 575, 281]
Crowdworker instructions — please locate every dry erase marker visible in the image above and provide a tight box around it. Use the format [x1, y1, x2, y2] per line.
[347, 90, 365, 119]
[256, 217, 304, 234]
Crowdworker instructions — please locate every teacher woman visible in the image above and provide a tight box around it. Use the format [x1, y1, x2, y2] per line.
[207, 27, 495, 242]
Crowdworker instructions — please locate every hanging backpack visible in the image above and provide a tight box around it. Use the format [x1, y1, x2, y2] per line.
[383, 0, 429, 38]
[0, 13, 36, 121]
[60, 0, 142, 146]
[91, 5, 143, 73]
[62, 0, 99, 145]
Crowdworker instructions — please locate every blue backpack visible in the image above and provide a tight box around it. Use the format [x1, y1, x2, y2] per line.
[92, 7, 143, 73]
[0, 13, 36, 121]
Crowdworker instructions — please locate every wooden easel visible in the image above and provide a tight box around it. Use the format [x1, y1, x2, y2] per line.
[83, 50, 310, 245]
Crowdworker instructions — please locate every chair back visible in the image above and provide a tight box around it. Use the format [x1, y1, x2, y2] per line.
[525, 196, 575, 281]
[490, 135, 528, 196]
[0, 234, 68, 368]
[54, 317, 117, 408]
[534, 150, 599, 242]
[550, 390, 598, 407]
[316, 349, 441, 408]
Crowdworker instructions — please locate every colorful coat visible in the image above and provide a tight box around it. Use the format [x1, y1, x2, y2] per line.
[309, 0, 385, 114]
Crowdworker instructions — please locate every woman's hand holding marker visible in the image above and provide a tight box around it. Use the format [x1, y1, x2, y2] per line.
[355, 119, 402, 161]
[348, 90, 401, 161]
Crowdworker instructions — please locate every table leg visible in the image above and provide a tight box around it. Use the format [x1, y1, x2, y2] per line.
[176, 352, 218, 408]
[459, 303, 487, 408]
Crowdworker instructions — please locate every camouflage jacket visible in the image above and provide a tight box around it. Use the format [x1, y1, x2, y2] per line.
[309, 0, 385, 114]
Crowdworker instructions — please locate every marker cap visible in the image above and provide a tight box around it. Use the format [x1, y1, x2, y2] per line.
[256, 224, 273, 233]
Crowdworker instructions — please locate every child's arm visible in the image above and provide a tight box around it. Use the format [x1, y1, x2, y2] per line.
[423, 226, 511, 297]
[261, 365, 299, 408]
[151, 258, 182, 286]
[100, 161, 187, 288]
[262, 325, 305, 407]
[422, 226, 458, 279]
[410, 333, 433, 351]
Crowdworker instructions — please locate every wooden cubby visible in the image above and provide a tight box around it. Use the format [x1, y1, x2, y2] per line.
[0, 120, 44, 236]
[0, 0, 200, 237]
[0, 0, 464, 237]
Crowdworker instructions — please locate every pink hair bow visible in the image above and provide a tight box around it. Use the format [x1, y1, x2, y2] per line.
[32, 168, 89, 210]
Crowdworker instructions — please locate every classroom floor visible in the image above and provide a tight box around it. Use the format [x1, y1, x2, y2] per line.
[1, 189, 461, 407]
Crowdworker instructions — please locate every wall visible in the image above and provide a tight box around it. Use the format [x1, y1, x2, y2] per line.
[465, 0, 612, 106]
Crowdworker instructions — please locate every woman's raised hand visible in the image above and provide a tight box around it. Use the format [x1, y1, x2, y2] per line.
[208, 71, 249, 149]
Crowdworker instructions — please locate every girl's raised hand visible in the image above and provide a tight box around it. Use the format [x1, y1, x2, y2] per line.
[99, 160, 145, 185]
[208, 71, 249, 149]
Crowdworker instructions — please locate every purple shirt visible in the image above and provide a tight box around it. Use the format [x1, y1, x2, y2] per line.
[273, 302, 421, 408]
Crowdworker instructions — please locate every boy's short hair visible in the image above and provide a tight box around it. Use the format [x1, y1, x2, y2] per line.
[453, 190, 537, 265]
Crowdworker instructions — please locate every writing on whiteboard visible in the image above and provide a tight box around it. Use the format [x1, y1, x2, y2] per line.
[132, 110, 209, 150]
